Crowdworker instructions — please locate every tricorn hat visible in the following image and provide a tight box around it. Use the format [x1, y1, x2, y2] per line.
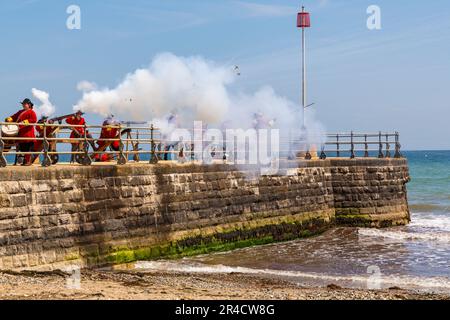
[20, 98, 34, 108]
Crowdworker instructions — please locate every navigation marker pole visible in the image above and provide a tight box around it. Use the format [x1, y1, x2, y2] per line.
[297, 6, 312, 159]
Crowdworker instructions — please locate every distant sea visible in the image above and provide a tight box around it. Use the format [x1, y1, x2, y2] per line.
[136, 151, 450, 294]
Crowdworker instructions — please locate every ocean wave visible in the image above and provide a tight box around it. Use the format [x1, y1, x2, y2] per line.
[134, 260, 450, 293]
[410, 214, 450, 232]
[357, 228, 450, 243]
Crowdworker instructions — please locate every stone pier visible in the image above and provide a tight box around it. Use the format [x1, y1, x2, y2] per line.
[0, 159, 410, 270]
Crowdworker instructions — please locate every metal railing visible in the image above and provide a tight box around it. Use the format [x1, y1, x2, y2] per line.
[319, 131, 402, 160]
[0, 121, 403, 167]
[0, 121, 163, 167]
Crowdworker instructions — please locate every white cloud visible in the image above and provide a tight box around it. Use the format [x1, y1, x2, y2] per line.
[31, 88, 56, 118]
[77, 81, 97, 92]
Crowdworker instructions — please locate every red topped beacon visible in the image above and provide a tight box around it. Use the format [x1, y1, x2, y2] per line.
[297, 7, 311, 28]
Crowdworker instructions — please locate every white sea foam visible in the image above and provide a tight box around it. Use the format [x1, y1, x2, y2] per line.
[357, 212, 450, 243]
[410, 214, 450, 232]
[357, 228, 450, 243]
[134, 260, 450, 293]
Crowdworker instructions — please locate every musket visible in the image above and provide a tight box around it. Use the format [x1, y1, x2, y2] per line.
[120, 121, 148, 126]
[38, 112, 85, 124]
[50, 112, 85, 124]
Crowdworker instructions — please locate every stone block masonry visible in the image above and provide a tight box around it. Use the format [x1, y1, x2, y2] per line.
[0, 159, 410, 270]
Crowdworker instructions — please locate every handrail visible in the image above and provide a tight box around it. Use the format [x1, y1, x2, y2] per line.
[317, 131, 402, 160]
[0, 120, 403, 167]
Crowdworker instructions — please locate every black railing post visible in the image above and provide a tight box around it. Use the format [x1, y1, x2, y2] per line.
[336, 134, 340, 157]
[117, 124, 127, 165]
[319, 145, 326, 160]
[364, 134, 369, 158]
[350, 131, 355, 159]
[394, 131, 402, 158]
[81, 123, 92, 165]
[378, 131, 384, 158]
[41, 122, 52, 167]
[150, 124, 158, 164]
[385, 133, 391, 158]
[0, 123, 7, 167]
[133, 131, 140, 162]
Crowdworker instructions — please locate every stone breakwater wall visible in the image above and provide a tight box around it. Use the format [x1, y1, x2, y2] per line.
[0, 159, 410, 270]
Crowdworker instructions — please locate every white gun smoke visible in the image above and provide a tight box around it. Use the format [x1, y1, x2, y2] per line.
[74, 53, 232, 124]
[32, 88, 56, 118]
[73, 52, 326, 156]
[76, 81, 98, 92]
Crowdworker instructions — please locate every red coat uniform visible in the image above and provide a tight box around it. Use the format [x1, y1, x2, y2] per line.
[97, 126, 120, 150]
[93, 153, 113, 162]
[9, 109, 37, 143]
[35, 121, 58, 137]
[94, 126, 119, 162]
[65, 116, 86, 138]
[34, 121, 58, 151]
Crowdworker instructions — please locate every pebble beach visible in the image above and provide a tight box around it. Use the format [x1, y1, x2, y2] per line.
[0, 269, 448, 300]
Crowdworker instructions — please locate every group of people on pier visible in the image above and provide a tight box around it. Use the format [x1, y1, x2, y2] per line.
[2, 98, 284, 166]
[2, 98, 121, 166]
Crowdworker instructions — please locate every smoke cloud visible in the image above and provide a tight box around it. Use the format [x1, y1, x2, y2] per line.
[32, 88, 56, 118]
[77, 80, 98, 92]
[74, 53, 231, 124]
[73, 52, 326, 156]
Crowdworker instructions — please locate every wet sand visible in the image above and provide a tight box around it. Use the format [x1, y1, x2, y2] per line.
[0, 269, 448, 300]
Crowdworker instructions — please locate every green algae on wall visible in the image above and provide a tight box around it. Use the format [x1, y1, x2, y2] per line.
[104, 221, 329, 265]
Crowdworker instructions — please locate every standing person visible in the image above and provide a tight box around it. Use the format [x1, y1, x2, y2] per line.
[94, 116, 120, 162]
[252, 112, 275, 130]
[5, 98, 37, 166]
[163, 113, 179, 160]
[33, 118, 56, 164]
[66, 111, 95, 162]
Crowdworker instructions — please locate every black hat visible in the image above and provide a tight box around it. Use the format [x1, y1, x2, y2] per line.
[20, 98, 34, 107]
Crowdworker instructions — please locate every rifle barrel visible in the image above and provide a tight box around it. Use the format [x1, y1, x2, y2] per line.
[50, 112, 84, 122]
[120, 121, 148, 125]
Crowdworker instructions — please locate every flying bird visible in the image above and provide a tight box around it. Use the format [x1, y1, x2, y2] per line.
[234, 65, 241, 76]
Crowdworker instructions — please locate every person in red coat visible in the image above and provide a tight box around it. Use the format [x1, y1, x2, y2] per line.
[32, 118, 57, 164]
[94, 116, 120, 162]
[65, 111, 95, 162]
[66, 111, 87, 140]
[5, 98, 37, 166]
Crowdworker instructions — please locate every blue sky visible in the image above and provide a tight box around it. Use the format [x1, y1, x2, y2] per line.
[1, 0, 449, 150]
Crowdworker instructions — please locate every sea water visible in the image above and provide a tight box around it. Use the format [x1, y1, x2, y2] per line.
[136, 151, 450, 294]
